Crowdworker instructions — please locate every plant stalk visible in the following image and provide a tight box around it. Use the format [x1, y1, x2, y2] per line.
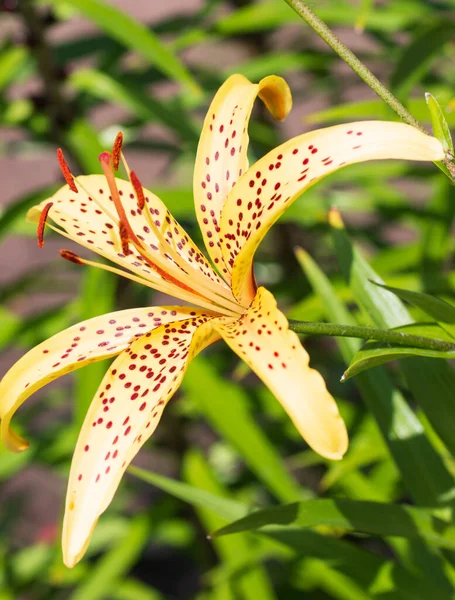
[283, 0, 455, 178]
[288, 320, 455, 353]
[283, 0, 424, 131]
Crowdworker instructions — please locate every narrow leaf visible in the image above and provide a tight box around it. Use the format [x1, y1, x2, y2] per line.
[298, 244, 455, 504]
[426, 93, 454, 154]
[52, 0, 201, 97]
[371, 282, 455, 324]
[212, 499, 455, 551]
[344, 340, 455, 380]
[182, 358, 305, 503]
[371, 281, 455, 339]
[331, 213, 455, 465]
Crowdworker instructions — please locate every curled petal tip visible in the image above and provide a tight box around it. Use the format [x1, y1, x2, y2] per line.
[258, 75, 292, 122]
[1, 421, 29, 453]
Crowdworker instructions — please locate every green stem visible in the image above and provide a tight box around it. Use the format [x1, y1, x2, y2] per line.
[283, 0, 424, 131]
[283, 0, 455, 178]
[288, 320, 455, 352]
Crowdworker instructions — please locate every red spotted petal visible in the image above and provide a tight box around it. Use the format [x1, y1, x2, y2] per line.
[216, 287, 348, 459]
[219, 121, 444, 305]
[194, 74, 291, 281]
[0, 306, 216, 453]
[62, 311, 219, 567]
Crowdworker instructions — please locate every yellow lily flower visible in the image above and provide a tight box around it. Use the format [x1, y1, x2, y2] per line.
[0, 74, 444, 567]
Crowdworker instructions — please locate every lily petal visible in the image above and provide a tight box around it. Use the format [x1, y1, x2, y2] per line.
[218, 121, 445, 305]
[62, 312, 219, 567]
[0, 306, 215, 453]
[194, 74, 292, 279]
[215, 287, 348, 460]
[28, 175, 235, 310]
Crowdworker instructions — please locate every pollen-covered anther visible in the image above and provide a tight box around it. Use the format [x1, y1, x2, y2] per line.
[60, 249, 84, 265]
[56, 149, 78, 193]
[112, 132, 123, 172]
[37, 202, 53, 248]
[130, 170, 145, 210]
[119, 222, 131, 255]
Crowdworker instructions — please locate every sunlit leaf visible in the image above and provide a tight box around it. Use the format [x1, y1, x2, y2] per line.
[49, 0, 201, 97]
[212, 499, 455, 552]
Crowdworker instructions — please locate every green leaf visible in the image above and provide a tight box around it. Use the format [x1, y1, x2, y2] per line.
[217, 0, 430, 35]
[0, 45, 30, 92]
[297, 244, 455, 505]
[69, 68, 198, 144]
[354, 0, 374, 32]
[129, 466, 247, 523]
[372, 282, 455, 324]
[420, 178, 455, 291]
[344, 340, 455, 380]
[331, 214, 455, 466]
[184, 450, 277, 600]
[225, 52, 326, 80]
[112, 579, 164, 600]
[304, 97, 455, 127]
[130, 466, 449, 600]
[391, 21, 455, 100]
[426, 93, 454, 154]
[70, 516, 150, 600]
[52, 0, 201, 97]
[212, 499, 455, 551]
[182, 357, 305, 503]
[371, 281, 455, 339]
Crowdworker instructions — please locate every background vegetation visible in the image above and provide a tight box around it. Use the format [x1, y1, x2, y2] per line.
[1, 0, 455, 598]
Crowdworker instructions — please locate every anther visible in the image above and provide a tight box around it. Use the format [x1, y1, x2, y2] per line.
[56, 149, 78, 193]
[60, 249, 83, 265]
[37, 202, 53, 248]
[112, 132, 123, 171]
[130, 170, 145, 210]
[119, 222, 131, 255]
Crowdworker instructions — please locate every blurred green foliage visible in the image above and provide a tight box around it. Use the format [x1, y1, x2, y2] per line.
[1, 0, 455, 598]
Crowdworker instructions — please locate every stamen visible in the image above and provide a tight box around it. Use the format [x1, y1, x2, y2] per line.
[60, 249, 83, 265]
[56, 149, 78, 193]
[99, 152, 133, 233]
[37, 202, 53, 248]
[98, 151, 231, 302]
[130, 170, 145, 210]
[112, 132, 123, 171]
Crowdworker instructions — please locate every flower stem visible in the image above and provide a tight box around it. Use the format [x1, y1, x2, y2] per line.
[288, 320, 455, 353]
[283, 0, 425, 132]
[283, 0, 455, 178]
